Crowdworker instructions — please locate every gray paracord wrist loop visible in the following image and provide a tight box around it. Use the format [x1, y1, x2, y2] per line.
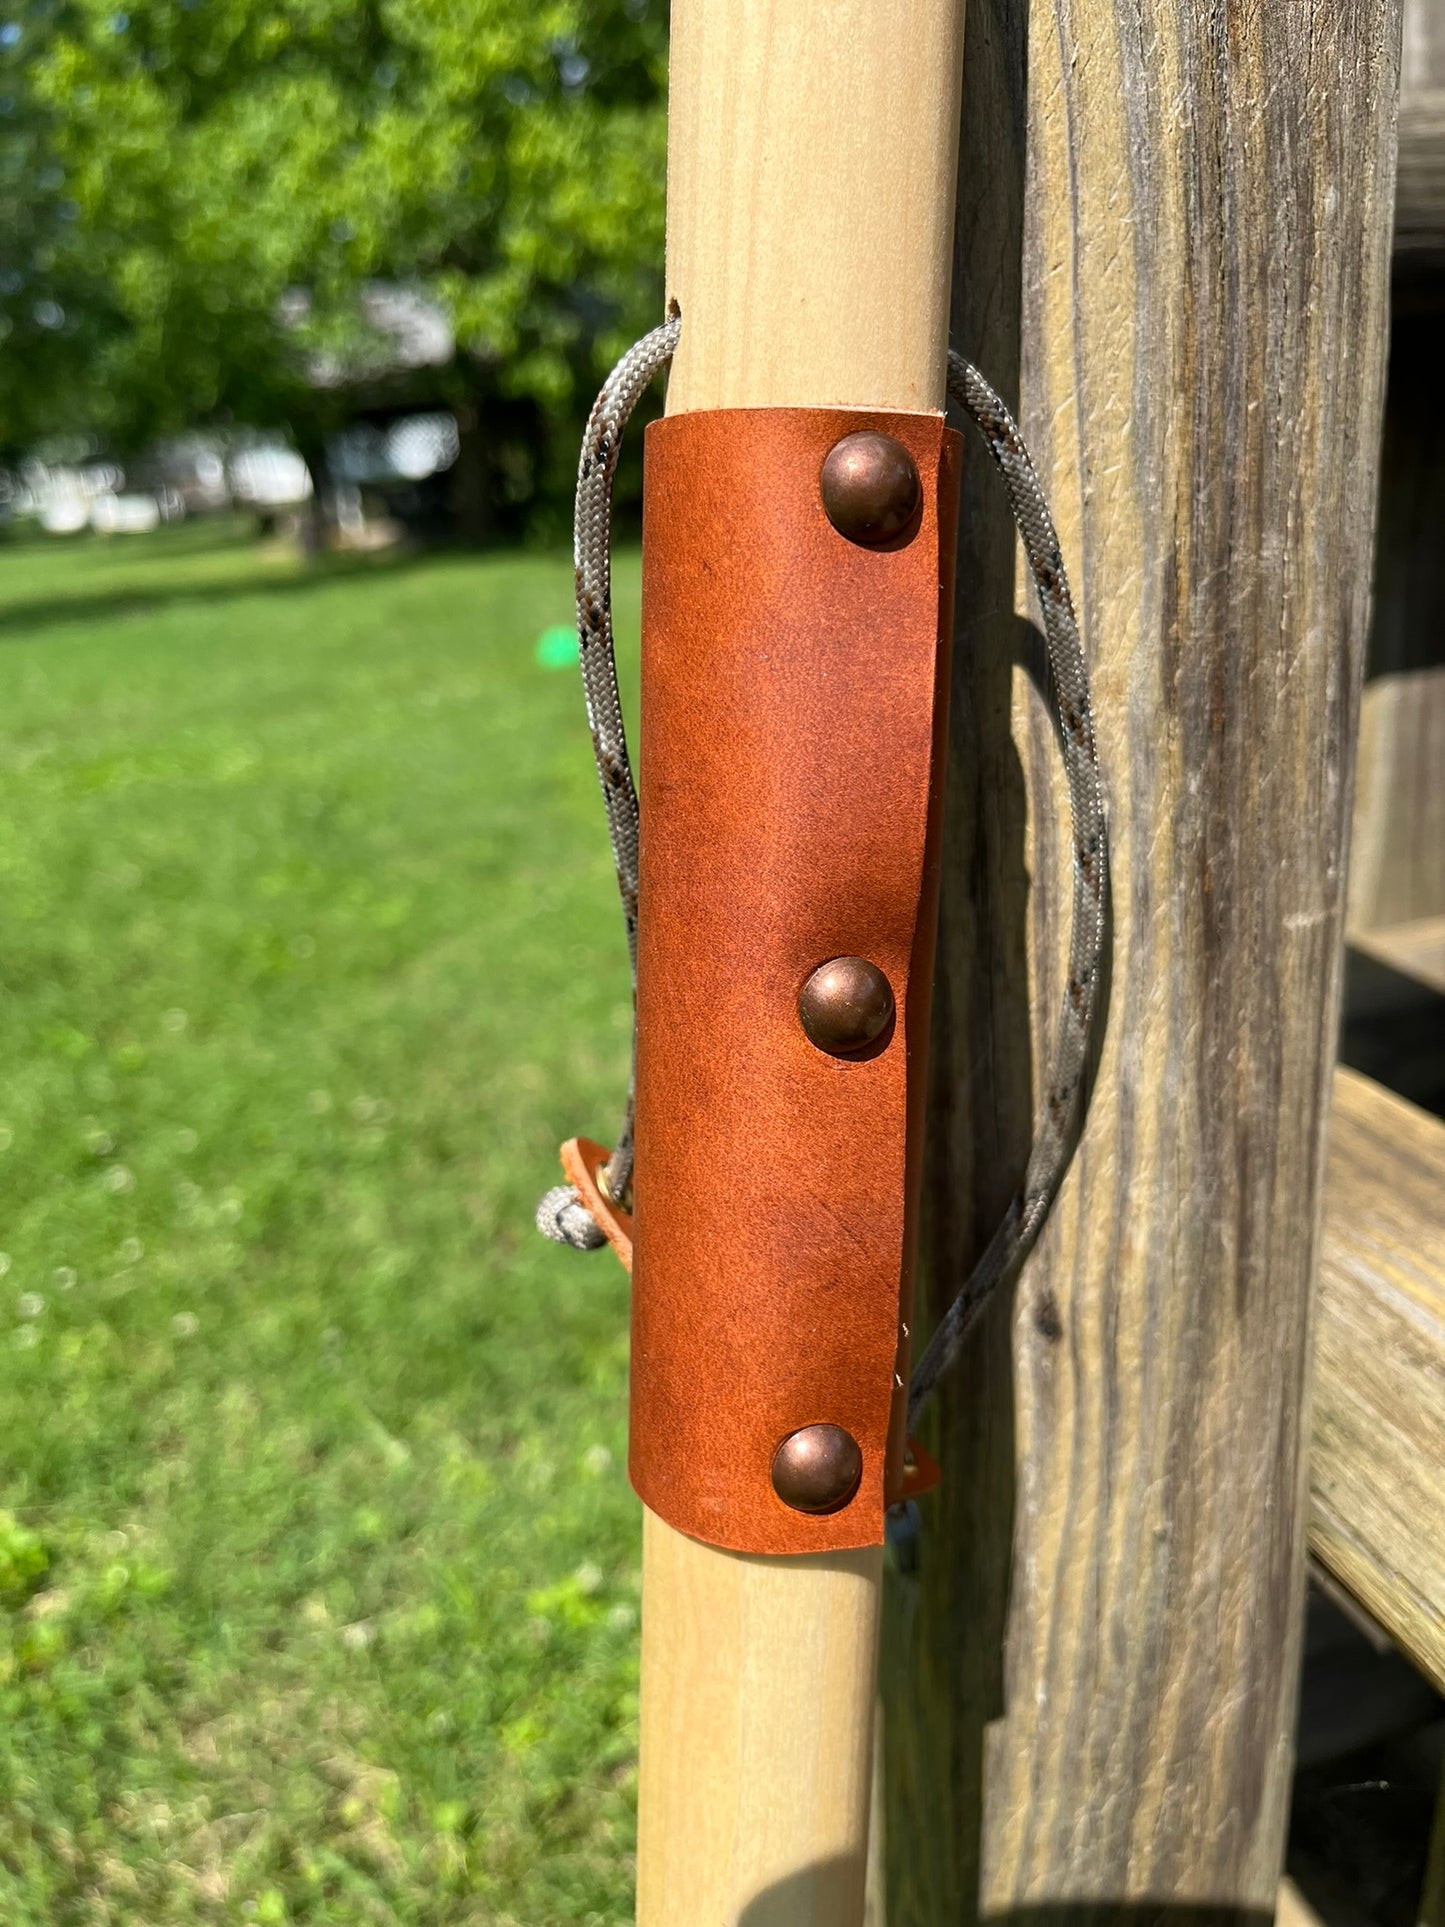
[535, 313, 1109, 1423]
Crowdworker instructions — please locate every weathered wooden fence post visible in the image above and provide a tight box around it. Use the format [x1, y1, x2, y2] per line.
[882, 0, 1403, 1916]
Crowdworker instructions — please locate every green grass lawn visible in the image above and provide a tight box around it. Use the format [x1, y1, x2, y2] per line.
[0, 518, 643, 1924]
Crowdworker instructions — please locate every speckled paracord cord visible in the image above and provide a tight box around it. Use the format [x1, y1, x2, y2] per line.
[535, 317, 1109, 1423]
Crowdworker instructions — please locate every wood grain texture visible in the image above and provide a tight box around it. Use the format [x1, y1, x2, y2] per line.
[1348, 671, 1445, 929]
[1309, 1069, 1445, 1695]
[1345, 309, 1445, 934]
[882, 0, 1402, 1915]
[1403, 0, 1445, 88]
[1351, 915, 1445, 996]
[637, 1517, 883, 1925]
[1398, 0, 1445, 254]
[662, 0, 965, 416]
[1395, 89, 1445, 254]
[638, 3, 968, 1919]
[1352, 0, 1445, 930]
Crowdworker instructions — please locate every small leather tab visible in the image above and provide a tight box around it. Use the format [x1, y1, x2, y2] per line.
[559, 1138, 634, 1273]
[630, 406, 961, 1554]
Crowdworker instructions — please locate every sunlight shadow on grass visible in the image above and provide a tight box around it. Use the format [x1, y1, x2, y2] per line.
[0, 543, 435, 640]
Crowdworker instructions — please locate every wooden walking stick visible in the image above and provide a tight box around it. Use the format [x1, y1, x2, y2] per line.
[633, 5, 966, 1917]
[540, 1, 1100, 1918]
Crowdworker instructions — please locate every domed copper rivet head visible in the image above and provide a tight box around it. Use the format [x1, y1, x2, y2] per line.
[819, 431, 922, 546]
[771, 1423, 864, 1514]
[798, 956, 895, 1057]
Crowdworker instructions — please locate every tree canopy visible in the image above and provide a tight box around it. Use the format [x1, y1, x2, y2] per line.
[0, 0, 668, 514]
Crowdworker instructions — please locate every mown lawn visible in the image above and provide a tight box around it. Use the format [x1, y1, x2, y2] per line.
[0, 518, 642, 1924]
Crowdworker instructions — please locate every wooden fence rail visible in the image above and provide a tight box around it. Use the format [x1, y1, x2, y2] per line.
[1311, 1068, 1445, 1696]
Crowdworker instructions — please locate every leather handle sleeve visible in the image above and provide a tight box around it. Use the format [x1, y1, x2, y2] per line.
[629, 406, 961, 1554]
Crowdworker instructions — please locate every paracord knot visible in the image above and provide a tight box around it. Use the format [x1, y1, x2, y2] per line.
[535, 1184, 607, 1251]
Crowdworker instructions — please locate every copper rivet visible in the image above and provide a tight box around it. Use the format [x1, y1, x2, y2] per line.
[771, 1424, 864, 1514]
[819, 431, 922, 546]
[798, 956, 894, 1056]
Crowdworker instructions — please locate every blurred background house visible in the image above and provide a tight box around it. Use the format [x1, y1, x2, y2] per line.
[0, 0, 666, 551]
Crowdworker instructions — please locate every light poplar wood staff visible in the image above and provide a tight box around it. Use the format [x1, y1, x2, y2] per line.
[635, 1, 967, 1920]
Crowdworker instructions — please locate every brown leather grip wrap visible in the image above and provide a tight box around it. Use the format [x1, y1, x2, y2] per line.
[630, 406, 961, 1555]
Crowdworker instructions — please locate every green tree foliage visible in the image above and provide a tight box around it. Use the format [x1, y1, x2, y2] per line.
[0, 0, 667, 520]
